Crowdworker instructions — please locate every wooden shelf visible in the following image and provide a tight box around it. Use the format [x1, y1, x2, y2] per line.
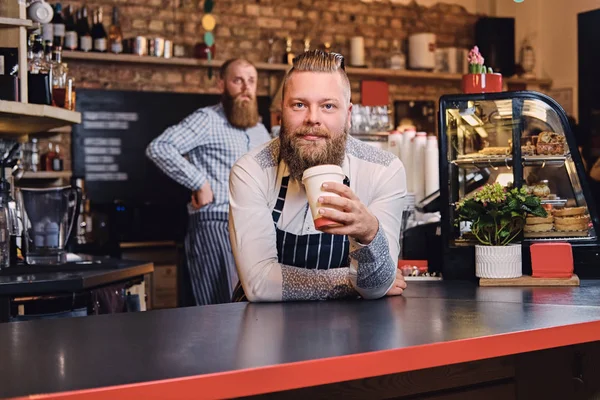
[61, 51, 551, 87]
[0, 17, 32, 28]
[0, 101, 81, 135]
[346, 66, 461, 81]
[62, 51, 290, 71]
[21, 171, 72, 180]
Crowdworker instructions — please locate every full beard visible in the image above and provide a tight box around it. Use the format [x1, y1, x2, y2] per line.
[223, 91, 260, 129]
[279, 124, 348, 182]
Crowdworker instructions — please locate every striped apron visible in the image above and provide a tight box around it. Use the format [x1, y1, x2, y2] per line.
[185, 212, 238, 305]
[232, 176, 350, 301]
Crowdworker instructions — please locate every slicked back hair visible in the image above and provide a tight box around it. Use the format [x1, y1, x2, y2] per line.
[281, 50, 351, 104]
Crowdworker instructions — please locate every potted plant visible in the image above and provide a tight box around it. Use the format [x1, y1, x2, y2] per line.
[455, 183, 547, 278]
[462, 46, 503, 94]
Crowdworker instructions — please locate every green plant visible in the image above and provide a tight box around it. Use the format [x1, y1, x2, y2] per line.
[455, 183, 547, 246]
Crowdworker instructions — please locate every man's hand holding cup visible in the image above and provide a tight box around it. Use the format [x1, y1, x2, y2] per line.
[302, 165, 379, 245]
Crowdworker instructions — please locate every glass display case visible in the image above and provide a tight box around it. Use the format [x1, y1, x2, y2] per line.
[438, 91, 600, 279]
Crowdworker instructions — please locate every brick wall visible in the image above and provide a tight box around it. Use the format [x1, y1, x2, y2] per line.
[59, 0, 478, 99]
[46, 0, 479, 171]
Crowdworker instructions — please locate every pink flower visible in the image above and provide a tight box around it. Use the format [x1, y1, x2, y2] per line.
[468, 46, 484, 66]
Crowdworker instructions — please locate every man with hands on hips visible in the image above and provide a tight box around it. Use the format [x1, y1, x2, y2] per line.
[146, 58, 271, 306]
[229, 50, 407, 302]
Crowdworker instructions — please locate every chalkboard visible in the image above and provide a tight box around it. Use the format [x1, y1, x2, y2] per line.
[72, 89, 272, 206]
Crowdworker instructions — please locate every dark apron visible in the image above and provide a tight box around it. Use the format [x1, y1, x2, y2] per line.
[232, 176, 350, 301]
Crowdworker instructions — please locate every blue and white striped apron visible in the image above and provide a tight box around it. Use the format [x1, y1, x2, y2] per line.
[232, 176, 350, 301]
[185, 212, 238, 305]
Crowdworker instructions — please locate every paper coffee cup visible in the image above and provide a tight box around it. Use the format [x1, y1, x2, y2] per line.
[301, 164, 345, 229]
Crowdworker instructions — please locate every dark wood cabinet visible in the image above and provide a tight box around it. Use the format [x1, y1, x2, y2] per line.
[243, 342, 600, 400]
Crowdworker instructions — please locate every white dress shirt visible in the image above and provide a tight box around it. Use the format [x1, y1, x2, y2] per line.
[229, 136, 407, 302]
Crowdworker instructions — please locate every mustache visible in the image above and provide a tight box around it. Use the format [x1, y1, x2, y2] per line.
[293, 126, 330, 138]
[235, 92, 254, 100]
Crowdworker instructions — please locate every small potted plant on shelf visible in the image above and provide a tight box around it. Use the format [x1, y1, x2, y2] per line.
[462, 46, 503, 94]
[455, 183, 547, 279]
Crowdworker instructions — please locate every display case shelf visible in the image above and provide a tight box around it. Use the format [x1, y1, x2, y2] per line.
[452, 155, 568, 169]
[540, 198, 568, 207]
[523, 231, 595, 239]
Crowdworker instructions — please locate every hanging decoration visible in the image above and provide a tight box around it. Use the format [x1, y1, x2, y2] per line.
[201, 0, 216, 78]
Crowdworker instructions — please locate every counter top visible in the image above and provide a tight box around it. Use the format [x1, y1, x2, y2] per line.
[402, 279, 600, 306]
[0, 259, 154, 296]
[2, 280, 600, 399]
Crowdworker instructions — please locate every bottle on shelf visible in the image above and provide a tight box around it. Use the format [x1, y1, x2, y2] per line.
[51, 46, 68, 108]
[92, 8, 108, 53]
[64, 5, 78, 51]
[74, 178, 93, 245]
[43, 40, 53, 71]
[52, 145, 64, 171]
[267, 37, 276, 64]
[27, 35, 53, 105]
[78, 6, 92, 52]
[26, 34, 34, 66]
[40, 142, 57, 172]
[42, 14, 53, 44]
[283, 37, 294, 65]
[389, 39, 406, 70]
[65, 78, 76, 111]
[42, 41, 53, 85]
[108, 6, 123, 54]
[30, 138, 40, 172]
[27, 35, 45, 74]
[52, 3, 65, 48]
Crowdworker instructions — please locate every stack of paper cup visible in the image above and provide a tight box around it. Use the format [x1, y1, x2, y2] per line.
[412, 132, 427, 203]
[387, 130, 402, 160]
[302, 165, 346, 229]
[425, 135, 439, 197]
[401, 129, 416, 192]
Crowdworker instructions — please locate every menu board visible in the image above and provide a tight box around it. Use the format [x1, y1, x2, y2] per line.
[72, 89, 272, 206]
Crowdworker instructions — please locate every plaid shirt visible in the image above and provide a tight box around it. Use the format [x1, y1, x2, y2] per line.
[146, 103, 271, 215]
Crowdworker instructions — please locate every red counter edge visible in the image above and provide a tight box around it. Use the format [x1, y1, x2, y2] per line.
[15, 320, 600, 400]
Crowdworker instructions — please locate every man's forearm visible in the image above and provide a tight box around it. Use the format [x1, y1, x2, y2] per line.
[349, 224, 396, 299]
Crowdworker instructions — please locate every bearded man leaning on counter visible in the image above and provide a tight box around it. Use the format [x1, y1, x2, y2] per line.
[228, 50, 408, 302]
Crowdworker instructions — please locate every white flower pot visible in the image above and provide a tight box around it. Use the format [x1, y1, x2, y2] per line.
[475, 245, 522, 279]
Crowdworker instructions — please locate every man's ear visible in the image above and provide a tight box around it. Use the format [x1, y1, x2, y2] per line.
[346, 103, 353, 131]
[218, 78, 225, 93]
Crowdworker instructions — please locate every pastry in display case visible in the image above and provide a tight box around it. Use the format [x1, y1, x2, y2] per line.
[438, 91, 600, 279]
